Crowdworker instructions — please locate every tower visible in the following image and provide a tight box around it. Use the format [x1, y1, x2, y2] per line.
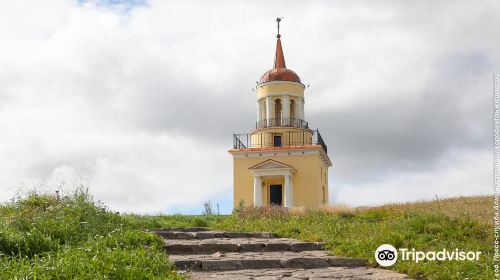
[229, 19, 332, 208]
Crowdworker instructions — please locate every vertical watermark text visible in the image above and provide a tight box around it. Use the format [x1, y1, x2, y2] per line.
[493, 73, 500, 279]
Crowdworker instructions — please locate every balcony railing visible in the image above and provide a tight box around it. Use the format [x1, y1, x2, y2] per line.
[256, 118, 308, 129]
[233, 129, 328, 153]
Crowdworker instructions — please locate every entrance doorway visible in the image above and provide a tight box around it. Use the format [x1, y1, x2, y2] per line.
[273, 135, 282, 147]
[269, 185, 282, 206]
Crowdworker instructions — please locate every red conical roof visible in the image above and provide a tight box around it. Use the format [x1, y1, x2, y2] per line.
[274, 36, 286, 68]
[260, 35, 301, 84]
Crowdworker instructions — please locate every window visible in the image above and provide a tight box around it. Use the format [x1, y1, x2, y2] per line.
[275, 99, 282, 125]
[290, 99, 295, 120]
[273, 135, 282, 147]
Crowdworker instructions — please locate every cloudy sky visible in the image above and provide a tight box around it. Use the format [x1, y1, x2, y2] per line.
[0, 0, 498, 214]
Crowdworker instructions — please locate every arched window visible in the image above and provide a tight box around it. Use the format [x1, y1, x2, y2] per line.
[290, 99, 296, 120]
[275, 99, 282, 125]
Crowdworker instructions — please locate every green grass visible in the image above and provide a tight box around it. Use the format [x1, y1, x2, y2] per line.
[146, 197, 493, 280]
[215, 207, 492, 279]
[0, 190, 182, 280]
[1, 191, 492, 280]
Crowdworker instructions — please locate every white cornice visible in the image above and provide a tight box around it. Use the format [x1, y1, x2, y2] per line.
[230, 147, 332, 167]
[256, 80, 305, 89]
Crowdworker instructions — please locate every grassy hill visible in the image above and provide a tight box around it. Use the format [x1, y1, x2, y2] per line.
[366, 196, 493, 226]
[148, 196, 494, 280]
[0, 191, 182, 280]
[0, 192, 493, 279]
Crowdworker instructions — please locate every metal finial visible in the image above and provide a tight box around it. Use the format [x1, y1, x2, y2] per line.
[276, 17, 283, 38]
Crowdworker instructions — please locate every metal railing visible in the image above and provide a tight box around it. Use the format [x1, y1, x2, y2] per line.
[256, 118, 308, 129]
[233, 129, 328, 153]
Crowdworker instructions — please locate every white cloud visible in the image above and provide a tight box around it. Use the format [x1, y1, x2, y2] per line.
[334, 149, 491, 206]
[0, 0, 497, 213]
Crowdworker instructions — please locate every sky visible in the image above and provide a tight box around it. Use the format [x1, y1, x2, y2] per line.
[0, 0, 498, 214]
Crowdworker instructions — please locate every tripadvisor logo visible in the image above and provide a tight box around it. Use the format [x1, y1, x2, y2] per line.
[375, 244, 482, 267]
[375, 244, 398, 267]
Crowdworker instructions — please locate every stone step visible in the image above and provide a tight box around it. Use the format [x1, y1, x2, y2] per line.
[152, 229, 275, 240]
[170, 251, 367, 271]
[159, 227, 209, 232]
[184, 267, 411, 279]
[164, 237, 324, 254]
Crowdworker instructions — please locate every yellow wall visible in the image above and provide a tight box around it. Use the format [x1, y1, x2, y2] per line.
[319, 163, 330, 204]
[232, 153, 327, 208]
[250, 128, 313, 148]
[257, 95, 300, 105]
[233, 76, 330, 209]
[256, 81, 304, 100]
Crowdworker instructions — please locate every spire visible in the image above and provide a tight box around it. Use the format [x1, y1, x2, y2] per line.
[274, 17, 286, 69]
[259, 17, 301, 84]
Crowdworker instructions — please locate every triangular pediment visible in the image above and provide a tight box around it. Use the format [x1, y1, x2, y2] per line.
[249, 159, 295, 170]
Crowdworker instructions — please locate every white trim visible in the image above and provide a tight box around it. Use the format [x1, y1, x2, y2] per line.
[230, 147, 332, 167]
[302, 97, 305, 120]
[284, 175, 293, 208]
[256, 100, 261, 122]
[249, 160, 297, 177]
[232, 148, 317, 157]
[256, 80, 305, 89]
[250, 161, 296, 208]
[283, 94, 290, 119]
[296, 97, 304, 120]
[250, 168, 295, 177]
[257, 92, 303, 100]
[249, 159, 295, 170]
[265, 96, 273, 121]
[253, 176, 263, 207]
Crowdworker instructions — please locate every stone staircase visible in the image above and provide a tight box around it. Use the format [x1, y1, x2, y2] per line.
[152, 227, 410, 279]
